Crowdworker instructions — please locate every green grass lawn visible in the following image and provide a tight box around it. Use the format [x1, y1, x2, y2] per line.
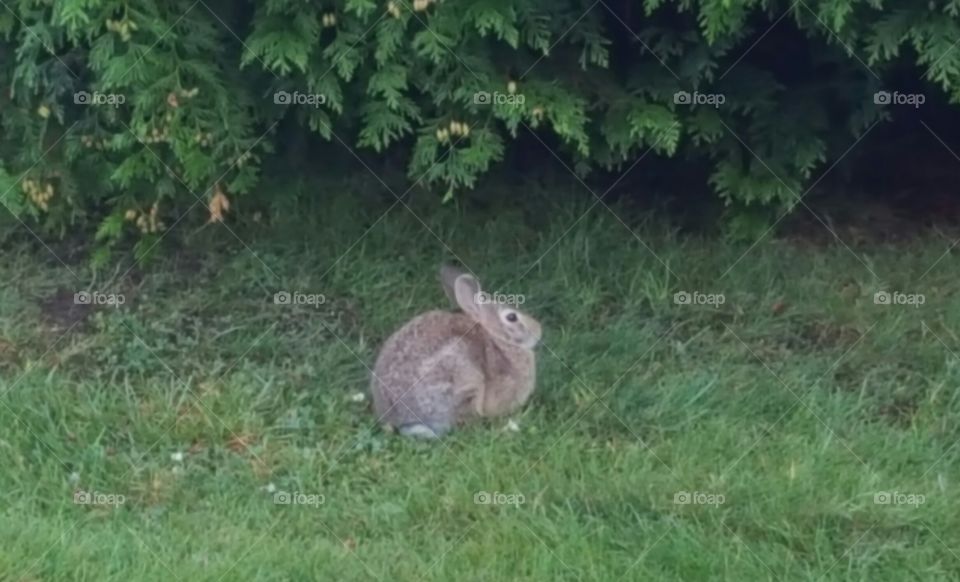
[1, 188, 959, 580]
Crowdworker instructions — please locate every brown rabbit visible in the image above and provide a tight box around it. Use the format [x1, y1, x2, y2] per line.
[371, 266, 542, 438]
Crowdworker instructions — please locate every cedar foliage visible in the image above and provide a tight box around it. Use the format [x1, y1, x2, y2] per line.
[0, 0, 957, 255]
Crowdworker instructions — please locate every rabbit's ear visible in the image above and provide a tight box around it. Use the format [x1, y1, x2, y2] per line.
[453, 273, 485, 319]
[440, 264, 468, 306]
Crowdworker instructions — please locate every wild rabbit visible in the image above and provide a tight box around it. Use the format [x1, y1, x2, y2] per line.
[371, 265, 542, 438]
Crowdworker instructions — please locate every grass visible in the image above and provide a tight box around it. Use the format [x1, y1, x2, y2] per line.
[1, 182, 960, 580]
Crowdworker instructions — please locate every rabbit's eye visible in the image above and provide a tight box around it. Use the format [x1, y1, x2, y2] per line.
[505, 312, 518, 323]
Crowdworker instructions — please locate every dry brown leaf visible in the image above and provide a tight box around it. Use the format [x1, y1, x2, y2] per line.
[226, 433, 256, 453]
[208, 183, 231, 223]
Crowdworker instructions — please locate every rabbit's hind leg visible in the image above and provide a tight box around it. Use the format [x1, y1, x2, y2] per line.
[398, 422, 449, 439]
[395, 393, 454, 439]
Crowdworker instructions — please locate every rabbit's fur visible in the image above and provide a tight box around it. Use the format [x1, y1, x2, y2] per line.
[371, 266, 542, 438]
